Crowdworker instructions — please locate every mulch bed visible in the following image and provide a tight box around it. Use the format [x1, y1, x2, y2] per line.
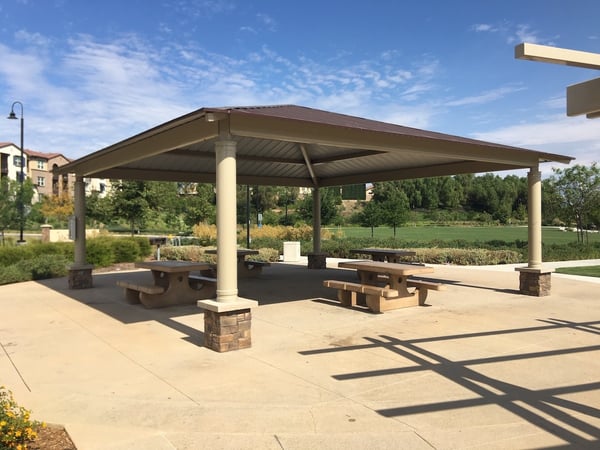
[29, 424, 76, 449]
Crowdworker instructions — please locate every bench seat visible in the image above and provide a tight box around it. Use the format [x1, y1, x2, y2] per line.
[323, 280, 399, 298]
[407, 279, 447, 303]
[188, 275, 217, 287]
[244, 260, 271, 268]
[323, 279, 405, 312]
[116, 280, 165, 304]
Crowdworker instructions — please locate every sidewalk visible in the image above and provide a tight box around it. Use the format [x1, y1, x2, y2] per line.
[1, 260, 599, 449]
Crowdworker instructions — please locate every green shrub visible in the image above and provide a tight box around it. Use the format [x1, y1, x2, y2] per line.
[160, 245, 211, 262]
[86, 238, 114, 267]
[111, 238, 140, 263]
[133, 237, 152, 258]
[255, 248, 279, 262]
[0, 264, 31, 285]
[16, 255, 70, 280]
[0, 246, 35, 267]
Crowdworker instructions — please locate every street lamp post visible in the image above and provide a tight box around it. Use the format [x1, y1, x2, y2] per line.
[7, 101, 25, 244]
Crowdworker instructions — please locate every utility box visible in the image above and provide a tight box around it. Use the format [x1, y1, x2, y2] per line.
[283, 241, 301, 262]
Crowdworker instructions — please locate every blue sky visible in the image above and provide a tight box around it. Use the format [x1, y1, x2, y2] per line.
[0, 0, 599, 173]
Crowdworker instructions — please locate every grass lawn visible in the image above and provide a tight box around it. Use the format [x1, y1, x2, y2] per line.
[324, 226, 600, 246]
[554, 265, 600, 278]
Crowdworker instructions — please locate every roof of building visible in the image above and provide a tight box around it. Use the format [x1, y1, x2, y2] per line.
[57, 104, 574, 186]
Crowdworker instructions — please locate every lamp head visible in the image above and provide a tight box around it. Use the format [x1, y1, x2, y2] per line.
[7, 110, 17, 120]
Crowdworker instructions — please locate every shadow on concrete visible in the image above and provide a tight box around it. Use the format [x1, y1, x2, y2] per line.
[300, 319, 600, 447]
[38, 271, 205, 346]
[37, 262, 347, 344]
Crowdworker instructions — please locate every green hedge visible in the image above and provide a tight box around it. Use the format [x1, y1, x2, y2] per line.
[160, 245, 280, 263]
[0, 237, 152, 285]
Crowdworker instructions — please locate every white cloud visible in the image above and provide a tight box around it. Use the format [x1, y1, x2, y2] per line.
[471, 114, 600, 167]
[445, 85, 526, 107]
[472, 24, 497, 33]
[256, 13, 277, 32]
[14, 29, 51, 47]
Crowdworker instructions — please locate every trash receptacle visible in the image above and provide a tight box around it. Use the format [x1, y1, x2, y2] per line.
[283, 241, 301, 262]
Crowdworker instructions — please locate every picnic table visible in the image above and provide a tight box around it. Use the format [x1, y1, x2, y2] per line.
[116, 260, 216, 308]
[205, 248, 271, 277]
[349, 248, 416, 263]
[324, 260, 445, 313]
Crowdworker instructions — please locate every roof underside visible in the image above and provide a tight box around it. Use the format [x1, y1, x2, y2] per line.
[58, 105, 574, 187]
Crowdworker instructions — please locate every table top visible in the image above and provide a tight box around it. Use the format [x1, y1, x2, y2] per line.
[338, 260, 433, 276]
[205, 248, 259, 256]
[135, 260, 211, 273]
[349, 248, 416, 257]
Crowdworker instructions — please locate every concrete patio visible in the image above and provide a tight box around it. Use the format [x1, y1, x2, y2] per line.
[1, 259, 599, 449]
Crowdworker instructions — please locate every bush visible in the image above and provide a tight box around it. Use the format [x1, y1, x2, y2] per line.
[191, 223, 218, 246]
[0, 265, 31, 285]
[255, 248, 280, 262]
[0, 246, 35, 267]
[16, 255, 70, 280]
[86, 238, 115, 267]
[111, 238, 140, 263]
[0, 386, 45, 448]
[160, 245, 213, 262]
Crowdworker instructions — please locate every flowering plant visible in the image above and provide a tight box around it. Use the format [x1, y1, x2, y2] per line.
[0, 386, 45, 449]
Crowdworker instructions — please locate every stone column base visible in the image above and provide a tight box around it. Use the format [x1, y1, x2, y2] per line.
[203, 309, 252, 352]
[515, 267, 551, 297]
[307, 252, 327, 269]
[68, 264, 94, 289]
[198, 298, 258, 352]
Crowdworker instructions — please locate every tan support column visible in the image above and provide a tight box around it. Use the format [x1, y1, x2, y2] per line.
[527, 166, 542, 269]
[516, 165, 551, 296]
[308, 186, 326, 269]
[68, 176, 93, 289]
[198, 135, 258, 352]
[215, 139, 238, 302]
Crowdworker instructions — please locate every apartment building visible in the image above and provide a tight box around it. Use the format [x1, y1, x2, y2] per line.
[25, 149, 74, 200]
[1, 142, 111, 200]
[0, 142, 27, 183]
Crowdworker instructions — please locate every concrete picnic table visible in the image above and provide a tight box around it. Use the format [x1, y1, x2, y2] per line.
[324, 260, 444, 313]
[116, 260, 216, 308]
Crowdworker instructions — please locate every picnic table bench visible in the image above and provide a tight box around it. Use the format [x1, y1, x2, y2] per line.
[324, 260, 445, 313]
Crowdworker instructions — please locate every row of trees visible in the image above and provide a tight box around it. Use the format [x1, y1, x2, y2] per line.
[1, 163, 598, 240]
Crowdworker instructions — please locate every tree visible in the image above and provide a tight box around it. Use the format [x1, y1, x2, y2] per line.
[0, 178, 20, 244]
[358, 200, 383, 237]
[111, 180, 151, 235]
[40, 193, 74, 227]
[276, 186, 299, 225]
[296, 187, 342, 225]
[548, 163, 600, 243]
[179, 184, 216, 228]
[86, 192, 114, 226]
[371, 181, 410, 237]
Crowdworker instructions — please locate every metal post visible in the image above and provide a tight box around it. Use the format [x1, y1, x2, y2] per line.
[7, 101, 25, 244]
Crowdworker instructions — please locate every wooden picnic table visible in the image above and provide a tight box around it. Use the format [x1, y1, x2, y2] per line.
[117, 260, 216, 308]
[324, 260, 444, 313]
[205, 248, 270, 278]
[349, 248, 416, 263]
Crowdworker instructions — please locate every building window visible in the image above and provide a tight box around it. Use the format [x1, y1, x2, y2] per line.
[37, 160, 45, 170]
[13, 155, 24, 167]
[37, 176, 45, 187]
